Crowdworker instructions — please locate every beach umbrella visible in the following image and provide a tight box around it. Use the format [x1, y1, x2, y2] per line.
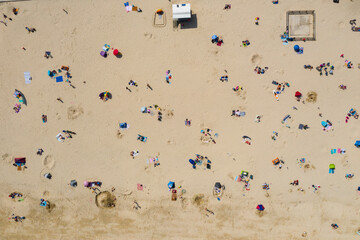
[295, 91, 302, 97]
[212, 35, 218, 40]
[256, 204, 265, 211]
[113, 49, 119, 56]
[141, 107, 147, 113]
[83, 181, 89, 187]
[357, 186, 360, 191]
[167, 181, 175, 189]
[100, 51, 107, 58]
[294, 45, 300, 52]
[355, 140, 360, 147]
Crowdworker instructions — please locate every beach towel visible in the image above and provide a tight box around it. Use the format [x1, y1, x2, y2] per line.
[56, 76, 63, 83]
[119, 122, 129, 129]
[126, 5, 132, 12]
[15, 158, 26, 165]
[239, 112, 246, 116]
[24, 72, 31, 84]
[331, 149, 336, 154]
[273, 90, 279, 101]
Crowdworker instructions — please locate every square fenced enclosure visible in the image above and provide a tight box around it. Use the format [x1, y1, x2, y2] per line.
[286, 10, 316, 41]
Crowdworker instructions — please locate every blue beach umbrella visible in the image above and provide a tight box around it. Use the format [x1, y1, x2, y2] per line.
[167, 181, 175, 189]
[294, 45, 300, 52]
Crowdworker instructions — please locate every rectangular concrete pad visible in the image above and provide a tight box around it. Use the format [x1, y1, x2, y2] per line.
[286, 10, 316, 41]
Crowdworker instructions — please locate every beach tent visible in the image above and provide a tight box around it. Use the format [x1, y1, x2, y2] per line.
[355, 140, 360, 148]
[172, 4, 191, 21]
[257, 204, 265, 211]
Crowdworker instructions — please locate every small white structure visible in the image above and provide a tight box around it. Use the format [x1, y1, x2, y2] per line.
[172, 3, 191, 21]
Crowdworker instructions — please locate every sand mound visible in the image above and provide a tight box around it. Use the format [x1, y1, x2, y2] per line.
[67, 106, 84, 120]
[192, 194, 207, 208]
[165, 109, 174, 118]
[43, 155, 55, 169]
[95, 191, 116, 208]
[116, 130, 123, 139]
[256, 210, 266, 217]
[306, 91, 317, 103]
[200, 135, 211, 143]
[251, 54, 261, 64]
[1, 153, 13, 163]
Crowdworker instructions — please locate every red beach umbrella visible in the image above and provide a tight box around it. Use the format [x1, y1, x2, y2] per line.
[113, 49, 119, 56]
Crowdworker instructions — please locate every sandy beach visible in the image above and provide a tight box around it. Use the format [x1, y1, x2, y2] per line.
[1, 0, 360, 239]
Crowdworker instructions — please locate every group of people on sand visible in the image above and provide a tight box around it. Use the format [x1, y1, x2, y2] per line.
[254, 66, 268, 74]
[1, 8, 19, 26]
[211, 35, 224, 46]
[316, 62, 334, 76]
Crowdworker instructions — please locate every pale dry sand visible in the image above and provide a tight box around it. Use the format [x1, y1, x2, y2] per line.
[1, 0, 360, 239]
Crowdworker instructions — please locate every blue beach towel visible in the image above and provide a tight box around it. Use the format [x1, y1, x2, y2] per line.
[56, 76, 63, 83]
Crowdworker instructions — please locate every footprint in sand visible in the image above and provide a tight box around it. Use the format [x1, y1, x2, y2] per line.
[251, 54, 262, 65]
[144, 32, 153, 39]
[1, 153, 13, 164]
[338, 21, 345, 29]
[67, 106, 84, 120]
[165, 109, 174, 118]
[43, 155, 55, 169]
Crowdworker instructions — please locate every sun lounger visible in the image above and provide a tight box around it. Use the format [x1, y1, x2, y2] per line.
[24, 72, 31, 84]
